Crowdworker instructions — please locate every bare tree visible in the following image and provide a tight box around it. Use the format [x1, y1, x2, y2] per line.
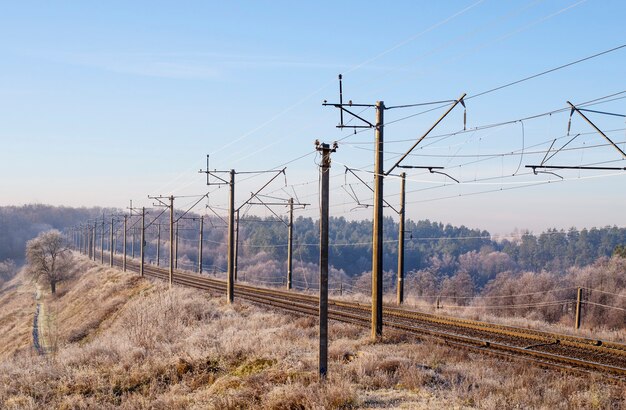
[26, 230, 73, 295]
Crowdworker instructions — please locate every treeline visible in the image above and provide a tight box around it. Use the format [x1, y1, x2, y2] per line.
[238, 216, 492, 277]
[0, 204, 113, 263]
[1, 204, 625, 284]
[238, 216, 626, 278]
[499, 227, 626, 271]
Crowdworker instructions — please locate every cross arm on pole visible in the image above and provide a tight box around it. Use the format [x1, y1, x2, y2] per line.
[247, 197, 288, 227]
[385, 93, 467, 176]
[567, 101, 626, 159]
[205, 205, 229, 227]
[526, 165, 626, 171]
[397, 165, 460, 183]
[148, 195, 170, 208]
[344, 166, 399, 213]
[199, 155, 231, 185]
[236, 168, 286, 212]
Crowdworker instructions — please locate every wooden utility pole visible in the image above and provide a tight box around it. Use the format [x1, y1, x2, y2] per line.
[397, 172, 406, 305]
[227, 170, 236, 303]
[109, 217, 114, 267]
[169, 196, 174, 287]
[372, 101, 385, 339]
[287, 197, 294, 290]
[131, 227, 135, 258]
[123, 215, 127, 272]
[316, 141, 336, 379]
[140, 207, 146, 276]
[198, 216, 204, 274]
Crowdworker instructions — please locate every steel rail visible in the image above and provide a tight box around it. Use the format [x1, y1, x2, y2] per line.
[102, 253, 626, 379]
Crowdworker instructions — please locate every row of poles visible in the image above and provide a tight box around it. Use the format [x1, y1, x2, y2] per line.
[68, 194, 310, 293]
[67, 75, 623, 379]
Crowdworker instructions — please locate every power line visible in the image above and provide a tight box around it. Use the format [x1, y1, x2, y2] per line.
[467, 44, 626, 100]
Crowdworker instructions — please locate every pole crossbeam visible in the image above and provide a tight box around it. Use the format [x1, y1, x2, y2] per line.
[324, 74, 465, 340]
[526, 100, 626, 173]
[200, 154, 289, 303]
[148, 194, 178, 287]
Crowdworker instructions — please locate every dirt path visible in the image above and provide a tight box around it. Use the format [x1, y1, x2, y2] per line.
[32, 287, 46, 355]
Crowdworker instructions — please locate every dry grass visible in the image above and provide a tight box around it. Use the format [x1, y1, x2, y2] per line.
[0, 255, 624, 409]
[0, 270, 38, 359]
[332, 291, 626, 344]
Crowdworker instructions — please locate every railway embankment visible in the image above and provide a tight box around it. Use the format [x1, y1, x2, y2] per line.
[0, 256, 623, 408]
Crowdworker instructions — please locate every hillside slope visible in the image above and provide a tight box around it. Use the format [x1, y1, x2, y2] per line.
[0, 256, 623, 409]
[0, 273, 37, 359]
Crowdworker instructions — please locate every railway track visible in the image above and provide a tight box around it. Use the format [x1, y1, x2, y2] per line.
[105, 254, 626, 380]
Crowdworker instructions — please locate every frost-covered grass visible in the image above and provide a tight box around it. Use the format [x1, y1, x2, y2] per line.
[0, 256, 623, 409]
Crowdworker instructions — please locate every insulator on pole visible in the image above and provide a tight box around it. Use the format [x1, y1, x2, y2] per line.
[460, 98, 467, 131]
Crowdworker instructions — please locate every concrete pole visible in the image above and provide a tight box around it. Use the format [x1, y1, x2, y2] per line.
[109, 217, 114, 267]
[397, 172, 406, 305]
[156, 224, 161, 267]
[169, 196, 174, 288]
[140, 207, 145, 276]
[234, 210, 240, 281]
[318, 142, 334, 379]
[372, 101, 384, 340]
[287, 198, 294, 290]
[227, 170, 235, 303]
[175, 222, 179, 270]
[123, 215, 127, 272]
[101, 216, 105, 264]
[85, 226, 93, 260]
[198, 216, 204, 274]
[92, 221, 97, 261]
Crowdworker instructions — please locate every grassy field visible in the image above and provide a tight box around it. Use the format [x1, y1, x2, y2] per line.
[0, 256, 623, 409]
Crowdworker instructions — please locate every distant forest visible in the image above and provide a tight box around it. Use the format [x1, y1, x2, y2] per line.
[1, 204, 625, 285]
[0, 205, 113, 263]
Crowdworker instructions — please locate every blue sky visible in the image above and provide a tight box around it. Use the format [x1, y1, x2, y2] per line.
[1, 1, 625, 235]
